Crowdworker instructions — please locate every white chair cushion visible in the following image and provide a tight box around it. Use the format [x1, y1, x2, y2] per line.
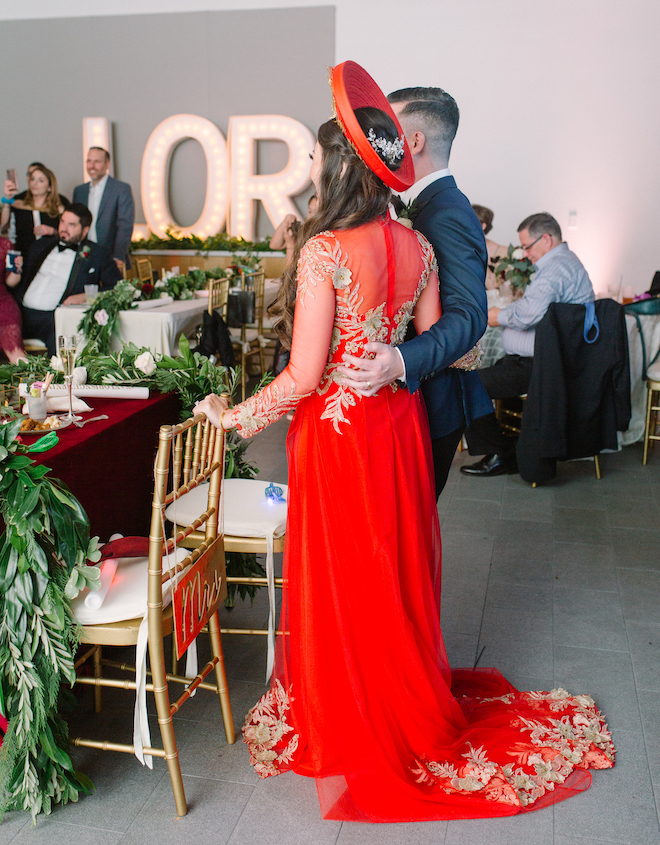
[71, 548, 189, 625]
[165, 478, 287, 538]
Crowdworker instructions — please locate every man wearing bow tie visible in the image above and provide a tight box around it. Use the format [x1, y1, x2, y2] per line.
[8, 203, 122, 354]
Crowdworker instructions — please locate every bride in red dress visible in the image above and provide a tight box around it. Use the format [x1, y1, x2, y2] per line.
[196, 62, 614, 823]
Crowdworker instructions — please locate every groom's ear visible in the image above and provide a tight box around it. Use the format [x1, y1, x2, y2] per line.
[408, 131, 426, 156]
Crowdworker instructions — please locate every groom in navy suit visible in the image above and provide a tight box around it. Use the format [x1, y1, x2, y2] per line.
[338, 87, 492, 496]
[73, 147, 135, 269]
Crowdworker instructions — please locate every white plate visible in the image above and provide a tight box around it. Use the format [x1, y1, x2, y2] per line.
[18, 417, 73, 435]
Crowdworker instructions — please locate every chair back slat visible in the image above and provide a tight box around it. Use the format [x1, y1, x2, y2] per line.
[208, 278, 230, 316]
[136, 257, 153, 283]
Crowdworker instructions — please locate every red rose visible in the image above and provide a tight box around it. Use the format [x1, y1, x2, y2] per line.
[142, 283, 154, 295]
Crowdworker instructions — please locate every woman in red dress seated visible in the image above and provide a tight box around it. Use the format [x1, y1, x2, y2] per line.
[197, 62, 614, 823]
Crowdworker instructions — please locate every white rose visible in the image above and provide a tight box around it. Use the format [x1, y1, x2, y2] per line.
[134, 351, 157, 375]
[155, 279, 166, 288]
[50, 355, 63, 372]
[133, 288, 142, 299]
[512, 247, 524, 260]
[94, 309, 109, 326]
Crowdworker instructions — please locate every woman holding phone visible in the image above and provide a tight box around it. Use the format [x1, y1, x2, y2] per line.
[1, 165, 69, 259]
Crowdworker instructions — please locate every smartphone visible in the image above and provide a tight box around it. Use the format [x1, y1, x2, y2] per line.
[6, 169, 17, 190]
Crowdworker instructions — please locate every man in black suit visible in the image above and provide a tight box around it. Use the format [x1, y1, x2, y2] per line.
[10, 202, 122, 355]
[338, 87, 492, 496]
[73, 147, 135, 269]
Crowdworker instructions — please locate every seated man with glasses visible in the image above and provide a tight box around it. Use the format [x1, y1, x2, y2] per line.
[461, 211, 595, 476]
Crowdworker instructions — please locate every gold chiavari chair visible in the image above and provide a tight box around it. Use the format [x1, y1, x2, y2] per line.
[643, 364, 660, 464]
[231, 271, 275, 400]
[165, 478, 286, 679]
[135, 257, 154, 284]
[71, 414, 235, 818]
[208, 277, 230, 318]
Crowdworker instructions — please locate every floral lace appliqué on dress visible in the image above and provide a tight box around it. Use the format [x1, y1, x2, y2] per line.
[411, 688, 614, 809]
[243, 679, 299, 778]
[314, 229, 434, 433]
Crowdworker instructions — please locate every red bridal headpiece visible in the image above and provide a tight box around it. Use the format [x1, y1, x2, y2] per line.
[331, 61, 415, 192]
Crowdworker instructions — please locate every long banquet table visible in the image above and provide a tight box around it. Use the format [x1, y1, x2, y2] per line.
[29, 392, 180, 540]
[54, 299, 208, 356]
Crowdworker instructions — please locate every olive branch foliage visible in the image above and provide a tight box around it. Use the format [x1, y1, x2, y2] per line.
[0, 417, 100, 821]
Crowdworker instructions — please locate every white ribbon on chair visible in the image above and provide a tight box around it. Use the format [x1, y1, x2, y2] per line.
[133, 615, 152, 767]
[265, 531, 276, 681]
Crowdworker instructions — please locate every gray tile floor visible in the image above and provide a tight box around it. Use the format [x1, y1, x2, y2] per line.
[4, 420, 660, 844]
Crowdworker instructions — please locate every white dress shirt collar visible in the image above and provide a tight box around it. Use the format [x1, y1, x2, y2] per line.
[398, 168, 451, 205]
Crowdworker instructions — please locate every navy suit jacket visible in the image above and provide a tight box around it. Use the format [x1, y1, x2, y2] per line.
[73, 176, 135, 267]
[16, 236, 122, 306]
[399, 176, 493, 439]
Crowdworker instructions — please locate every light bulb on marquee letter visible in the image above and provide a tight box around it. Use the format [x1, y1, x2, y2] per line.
[140, 114, 229, 239]
[82, 118, 114, 181]
[228, 115, 315, 241]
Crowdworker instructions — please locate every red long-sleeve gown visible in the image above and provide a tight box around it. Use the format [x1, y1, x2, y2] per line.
[224, 217, 614, 822]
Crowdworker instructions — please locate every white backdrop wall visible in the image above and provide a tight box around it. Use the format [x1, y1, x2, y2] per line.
[1, 0, 658, 293]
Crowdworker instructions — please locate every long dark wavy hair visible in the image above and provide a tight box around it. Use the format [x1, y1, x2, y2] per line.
[269, 107, 403, 347]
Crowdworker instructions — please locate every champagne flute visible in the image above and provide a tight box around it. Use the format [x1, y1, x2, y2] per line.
[58, 335, 81, 422]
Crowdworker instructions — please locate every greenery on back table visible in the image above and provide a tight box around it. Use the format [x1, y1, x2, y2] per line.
[0, 336, 274, 607]
[78, 257, 263, 355]
[131, 228, 279, 253]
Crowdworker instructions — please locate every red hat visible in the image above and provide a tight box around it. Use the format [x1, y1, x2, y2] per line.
[331, 61, 415, 192]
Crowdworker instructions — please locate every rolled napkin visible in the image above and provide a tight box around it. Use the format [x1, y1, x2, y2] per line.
[45, 385, 150, 400]
[84, 558, 118, 609]
[21, 395, 93, 414]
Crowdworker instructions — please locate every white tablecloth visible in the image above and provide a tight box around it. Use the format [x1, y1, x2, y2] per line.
[55, 298, 208, 357]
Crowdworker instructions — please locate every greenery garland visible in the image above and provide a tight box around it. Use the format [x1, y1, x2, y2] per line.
[130, 228, 278, 253]
[0, 417, 101, 820]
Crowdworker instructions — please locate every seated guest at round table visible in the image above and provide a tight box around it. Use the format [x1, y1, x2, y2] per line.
[0, 238, 27, 363]
[472, 204, 508, 290]
[6, 202, 122, 356]
[1, 166, 69, 260]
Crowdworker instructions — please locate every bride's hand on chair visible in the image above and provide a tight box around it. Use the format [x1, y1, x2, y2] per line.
[194, 394, 232, 430]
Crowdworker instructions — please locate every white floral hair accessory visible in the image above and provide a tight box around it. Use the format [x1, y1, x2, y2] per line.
[367, 128, 405, 167]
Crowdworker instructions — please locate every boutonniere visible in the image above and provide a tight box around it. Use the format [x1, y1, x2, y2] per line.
[78, 243, 92, 260]
[396, 199, 419, 229]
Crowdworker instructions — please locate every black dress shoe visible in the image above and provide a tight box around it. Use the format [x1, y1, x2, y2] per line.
[460, 454, 517, 477]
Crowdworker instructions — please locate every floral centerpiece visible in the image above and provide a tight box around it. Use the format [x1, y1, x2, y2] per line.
[490, 245, 535, 294]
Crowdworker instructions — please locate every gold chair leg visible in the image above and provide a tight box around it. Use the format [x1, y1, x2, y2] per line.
[594, 454, 601, 480]
[208, 611, 236, 745]
[643, 387, 654, 465]
[94, 646, 103, 713]
[149, 633, 187, 817]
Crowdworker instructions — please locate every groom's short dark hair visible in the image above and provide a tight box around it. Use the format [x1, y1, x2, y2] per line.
[387, 87, 459, 161]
